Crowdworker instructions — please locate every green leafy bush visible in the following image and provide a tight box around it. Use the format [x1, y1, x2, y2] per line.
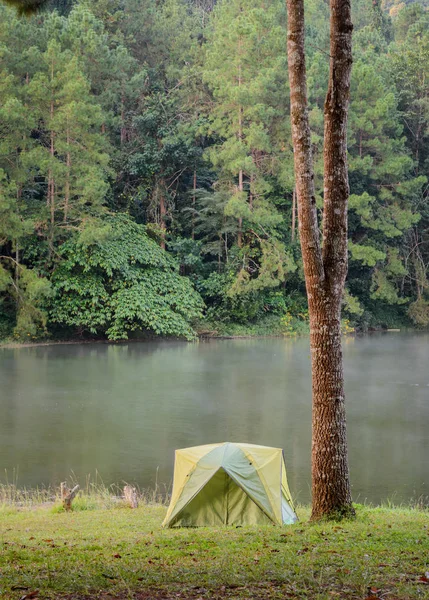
[408, 297, 429, 328]
[48, 215, 204, 340]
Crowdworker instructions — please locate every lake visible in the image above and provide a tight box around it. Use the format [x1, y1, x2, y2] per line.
[1, 333, 428, 505]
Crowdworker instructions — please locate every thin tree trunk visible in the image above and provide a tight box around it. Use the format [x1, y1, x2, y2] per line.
[291, 187, 296, 242]
[237, 41, 243, 249]
[238, 169, 243, 248]
[120, 90, 126, 146]
[192, 169, 197, 240]
[50, 115, 55, 229]
[64, 124, 71, 223]
[218, 233, 222, 272]
[159, 184, 166, 250]
[14, 243, 19, 309]
[48, 91, 55, 254]
[15, 186, 20, 301]
[286, 0, 354, 520]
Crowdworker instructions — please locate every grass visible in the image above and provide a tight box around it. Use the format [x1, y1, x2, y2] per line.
[1, 490, 429, 600]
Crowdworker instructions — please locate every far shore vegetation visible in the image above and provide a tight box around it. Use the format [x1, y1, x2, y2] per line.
[1, 0, 429, 346]
[0, 316, 374, 348]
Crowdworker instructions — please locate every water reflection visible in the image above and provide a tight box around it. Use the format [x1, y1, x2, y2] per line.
[1, 333, 428, 504]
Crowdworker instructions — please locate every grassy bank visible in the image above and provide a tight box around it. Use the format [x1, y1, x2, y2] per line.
[1, 495, 428, 600]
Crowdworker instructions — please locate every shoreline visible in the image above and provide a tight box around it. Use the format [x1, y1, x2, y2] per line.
[2, 481, 427, 512]
[0, 328, 414, 350]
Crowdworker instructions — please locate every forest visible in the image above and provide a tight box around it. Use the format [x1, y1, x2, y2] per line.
[0, 0, 428, 342]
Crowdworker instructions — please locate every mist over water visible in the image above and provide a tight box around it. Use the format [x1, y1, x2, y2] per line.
[1, 333, 428, 505]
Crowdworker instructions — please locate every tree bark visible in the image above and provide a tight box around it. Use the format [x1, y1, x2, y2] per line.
[291, 187, 296, 242]
[238, 168, 243, 248]
[192, 169, 197, 240]
[64, 124, 71, 223]
[123, 485, 139, 508]
[237, 41, 243, 249]
[159, 184, 166, 250]
[60, 482, 79, 511]
[120, 90, 126, 146]
[286, 0, 354, 520]
[14, 242, 19, 309]
[48, 94, 55, 256]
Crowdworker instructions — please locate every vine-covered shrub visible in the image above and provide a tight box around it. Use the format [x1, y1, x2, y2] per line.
[49, 215, 204, 340]
[408, 298, 429, 327]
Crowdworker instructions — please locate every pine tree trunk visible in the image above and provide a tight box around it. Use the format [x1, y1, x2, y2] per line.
[14, 243, 19, 309]
[120, 91, 126, 146]
[48, 93, 55, 255]
[50, 119, 55, 228]
[64, 125, 71, 223]
[286, 0, 354, 520]
[291, 187, 296, 242]
[238, 168, 243, 248]
[192, 169, 197, 240]
[237, 43, 243, 249]
[15, 188, 20, 300]
[249, 173, 254, 210]
[159, 185, 166, 250]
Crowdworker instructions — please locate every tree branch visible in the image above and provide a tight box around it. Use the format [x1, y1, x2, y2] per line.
[321, 0, 353, 294]
[286, 0, 325, 291]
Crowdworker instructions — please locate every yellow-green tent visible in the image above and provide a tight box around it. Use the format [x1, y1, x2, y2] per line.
[162, 442, 298, 527]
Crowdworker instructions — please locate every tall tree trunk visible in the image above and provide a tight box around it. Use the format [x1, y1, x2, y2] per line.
[49, 115, 55, 228]
[159, 182, 166, 250]
[15, 185, 21, 300]
[48, 91, 55, 255]
[64, 123, 71, 223]
[291, 187, 296, 242]
[192, 169, 197, 241]
[120, 90, 126, 146]
[286, 0, 354, 520]
[238, 168, 243, 248]
[14, 242, 19, 309]
[237, 41, 243, 249]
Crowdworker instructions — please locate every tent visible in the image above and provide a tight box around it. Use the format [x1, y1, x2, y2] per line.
[162, 442, 298, 527]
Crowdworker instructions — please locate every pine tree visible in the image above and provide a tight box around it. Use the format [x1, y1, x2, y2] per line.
[346, 32, 425, 320]
[390, 15, 429, 323]
[203, 0, 295, 295]
[25, 40, 110, 255]
[0, 22, 51, 338]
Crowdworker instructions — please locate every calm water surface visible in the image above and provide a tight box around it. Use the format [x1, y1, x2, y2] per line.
[1, 333, 428, 504]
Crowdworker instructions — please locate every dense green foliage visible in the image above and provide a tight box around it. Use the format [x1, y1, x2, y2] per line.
[49, 215, 204, 339]
[0, 0, 428, 340]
